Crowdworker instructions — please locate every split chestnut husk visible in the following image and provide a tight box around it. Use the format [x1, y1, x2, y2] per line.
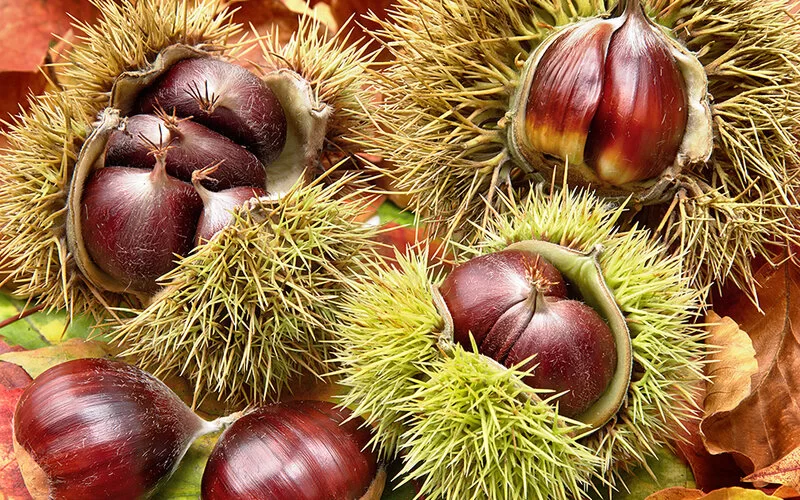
[334, 187, 705, 499]
[0, 0, 380, 402]
[438, 247, 630, 423]
[367, 0, 800, 294]
[201, 401, 385, 500]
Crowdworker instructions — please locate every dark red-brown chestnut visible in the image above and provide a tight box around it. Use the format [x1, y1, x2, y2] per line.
[104, 114, 266, 190]
[191, 167, 266, 245]
[439, 249, 617, 417]
[439, 249, 567, 348]
[80, 152, 202, 293]
[201, 400, 383, 500]
[136, 57, 287, 164]
[13, 358, 221, 500]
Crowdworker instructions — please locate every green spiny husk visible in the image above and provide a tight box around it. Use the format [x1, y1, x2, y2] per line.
[0, 0, 239, 316]
[112, 177, 378, 404]
[367, 0, 800, 295]
[334, 186, 706, 499]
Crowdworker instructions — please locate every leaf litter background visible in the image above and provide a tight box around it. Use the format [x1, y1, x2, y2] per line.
[0, 0, 799, 499]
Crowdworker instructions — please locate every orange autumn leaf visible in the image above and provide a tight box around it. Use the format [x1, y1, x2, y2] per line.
[704, 312, 758, 415]
[0, 0, 98, 125]
[701, 262, 800, 474]
[648, 487, 784, 500]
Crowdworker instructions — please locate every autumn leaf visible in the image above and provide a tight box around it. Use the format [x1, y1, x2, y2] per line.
[0, 338, 116, 379]
[704, 312, 759, 415]
[0, 339, 32, 500]
[0, 0, 98, 125]
[701, 262, 800, 474]
[647, 487, 784, 500]
[744, 447, 800, 489]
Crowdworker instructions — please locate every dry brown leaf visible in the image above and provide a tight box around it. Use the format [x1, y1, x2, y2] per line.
[745, 447, 800, 489]
[701, 262, 800, 474]
[647, 487, 783, 500]
[704, 312, 759, 415]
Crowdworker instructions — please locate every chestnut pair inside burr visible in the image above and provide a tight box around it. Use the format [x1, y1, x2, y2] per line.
[79, 57, 286, 294]
[439, 249, 617, 418]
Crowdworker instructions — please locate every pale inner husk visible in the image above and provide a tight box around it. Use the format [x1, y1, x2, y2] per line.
[434, 240, 632, 432]
[66, 45, 331, 299]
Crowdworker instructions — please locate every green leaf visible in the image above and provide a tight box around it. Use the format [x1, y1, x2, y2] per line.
[0, 295, 49, 350]
[377, 200, 416, 227]
[591, 447, 696, 500]
[0, 292, 99, 349]
[0, 338, 116, 378]
[153, 432, 219, 499]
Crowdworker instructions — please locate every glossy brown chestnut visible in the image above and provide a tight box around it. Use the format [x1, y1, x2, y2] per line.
[439, 249, 617, 417]
[439, 249, 567, 348]
[201, 400, 381, 500]
[191, 168, 266, 244]
[80, 155, 202, 293]
[136, 57, 287, 164]
[105, 114, 266, 190]
[13, 358, 212, 500]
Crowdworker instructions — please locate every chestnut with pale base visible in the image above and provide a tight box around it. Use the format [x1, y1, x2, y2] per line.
[13, 358, 239, 500]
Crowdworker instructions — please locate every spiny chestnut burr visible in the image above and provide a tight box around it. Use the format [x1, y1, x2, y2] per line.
[80, 151, 202, 293]
[136, 57, 287, 164]
[192, 166, 266, 244]
[201, 400, 384, 500]
[439, 249, 617, 417]
[519, 0, 693, 186]
[105, 113, 266, 190]
[13, 358, 236, 500]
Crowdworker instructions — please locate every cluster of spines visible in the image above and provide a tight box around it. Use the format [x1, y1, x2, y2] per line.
[0, 0, 242, 317]
[112, 178, 378, 405]
[334, 252, 600, 500]
[0, 91, 108, 315]
[365, 0, 800, 295]
[253, 13, 378, 176]
[335, 186, 707, 498]
[482, 186, 706, 477]
[62, 0, 240, 106]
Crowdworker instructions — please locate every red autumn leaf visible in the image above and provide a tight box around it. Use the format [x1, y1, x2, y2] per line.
[701, 261, 800, 475]
[0, 1, 98, 125]
[0, 340, 33, 500]
[374, 222, 452, 271]
[0, 0, 97, 72]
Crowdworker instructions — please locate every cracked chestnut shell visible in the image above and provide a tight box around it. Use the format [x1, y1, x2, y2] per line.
[509, 0, 712, 197]
[440, 249, 617, 418]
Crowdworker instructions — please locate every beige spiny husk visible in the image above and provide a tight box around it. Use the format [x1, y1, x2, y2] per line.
[0, 0, 381, 400]
[367, 0, 800, 296]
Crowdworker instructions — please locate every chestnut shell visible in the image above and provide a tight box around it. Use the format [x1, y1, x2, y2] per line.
[201, 401, 380, 500]
[13, 358, 206, 500]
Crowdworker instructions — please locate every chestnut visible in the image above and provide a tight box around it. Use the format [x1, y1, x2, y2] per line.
[105, 113, 266, 190]
[80, 152, 203, 294]
[13, 358, 237, 500]
[201, 400, 385, 500]
[191, 166, 266, 244]
[439, 249, 617, 417]
[136, 57, 287, 164]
